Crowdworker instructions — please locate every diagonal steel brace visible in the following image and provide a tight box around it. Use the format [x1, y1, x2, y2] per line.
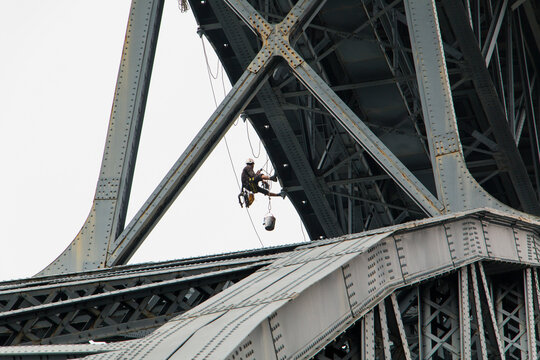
[105, 0, 335, 266]
[105, 68, 269, 266]
[223, 0, 443, 216]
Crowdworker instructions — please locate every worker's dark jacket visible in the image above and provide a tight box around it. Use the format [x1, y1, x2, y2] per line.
[241, 165, 268, 195]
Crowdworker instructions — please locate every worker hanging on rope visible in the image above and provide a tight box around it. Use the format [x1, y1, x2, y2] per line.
[238, 158, 286, 208]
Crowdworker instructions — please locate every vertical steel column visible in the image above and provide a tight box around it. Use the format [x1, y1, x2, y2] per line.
[405, 0, 536, 218]
[391, 293, 412, 360]
[377, 302, 392, 359]
[362, 310, 376, 360]
[459, 267, 471, 360]
[441, 0, 540, 215]
[39, 0, 165, 276]
[524, 269, 537, 359]
[404, 0, 525, 216]
[470, 264, 488, 360]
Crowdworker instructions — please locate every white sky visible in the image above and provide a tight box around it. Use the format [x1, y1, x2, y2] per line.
[0, 0, 307, 281]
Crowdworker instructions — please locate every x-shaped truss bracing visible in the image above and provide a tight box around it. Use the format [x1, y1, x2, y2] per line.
[223, 0, 443, 216]
[91, 0, 446, 269]
[42, 0, 540, 276]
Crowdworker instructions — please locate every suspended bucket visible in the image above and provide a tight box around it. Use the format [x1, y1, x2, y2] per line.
[263, 213, 276, 231]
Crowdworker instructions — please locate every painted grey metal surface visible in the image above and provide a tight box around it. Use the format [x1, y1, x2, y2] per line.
[5, 0, 540, 358]
[208, 0, 344, 239]
[0, 245, 299, 346]
[220, 0, 444, 216]
[404, 0, 519, 215]
[39, 0, 165, 276]
[38, 0, 540, 275]
[441, 0, 540, 215]
[3, 208, 540, 358]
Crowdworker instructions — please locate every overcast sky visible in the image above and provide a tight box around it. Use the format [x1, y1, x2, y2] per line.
[0, 0, 307, 281]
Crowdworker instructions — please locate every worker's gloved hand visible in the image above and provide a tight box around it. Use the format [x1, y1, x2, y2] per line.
[269, 174, 278, 182]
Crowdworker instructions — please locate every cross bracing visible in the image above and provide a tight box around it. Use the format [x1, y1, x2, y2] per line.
[34, 0, 540, 275]
[2, 209, 540, 358]
[3, 0, 540, 358]
[0, 245, 298, 346]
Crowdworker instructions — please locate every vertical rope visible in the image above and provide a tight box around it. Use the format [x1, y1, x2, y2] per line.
[200, 37, 264, 247]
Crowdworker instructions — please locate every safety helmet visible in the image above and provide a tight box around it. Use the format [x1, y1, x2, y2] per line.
[246, 158, 255, 165]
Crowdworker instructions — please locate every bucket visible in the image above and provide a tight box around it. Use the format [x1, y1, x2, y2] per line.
[263, 214, 276, 231]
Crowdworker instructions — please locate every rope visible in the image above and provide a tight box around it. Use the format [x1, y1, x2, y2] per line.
[200, 36, 264, 247]
[245, 121, 262, 158]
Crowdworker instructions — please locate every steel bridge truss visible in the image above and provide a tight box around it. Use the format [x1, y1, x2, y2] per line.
[38, 0, 540, 276]
[314, 263, 540, 360]
[3, 210, 540, 359]
[3, 0, 540, 358]
[0, 247, 297, 346]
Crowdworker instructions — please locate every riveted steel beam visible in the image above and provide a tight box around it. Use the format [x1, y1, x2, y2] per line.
[377, 302, 392, 359]
[104, 67, 269, 266]
[213, 0, 343, 238]
[291, 61, 443, 216]
[221, 0, 443, 216]
[39, 0, 165, 276]
[524, 268, 537, 359]
[405, 0, 536, 217]
[441, 0, 540, 215]
[459, 267, 472, 360]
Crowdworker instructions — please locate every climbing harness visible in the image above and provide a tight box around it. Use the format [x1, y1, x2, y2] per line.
[178, 0, 189, 12]
[238, 190, 255, 208]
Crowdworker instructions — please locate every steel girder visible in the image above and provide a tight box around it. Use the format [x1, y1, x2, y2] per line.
[192, 0, 540, 238]
[0, 245, 298, 346]
[39, 0, 165, 276]
[6, 0, 540, 357]
[37, 0, 540, 274]
[3, 209, 540, 358]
